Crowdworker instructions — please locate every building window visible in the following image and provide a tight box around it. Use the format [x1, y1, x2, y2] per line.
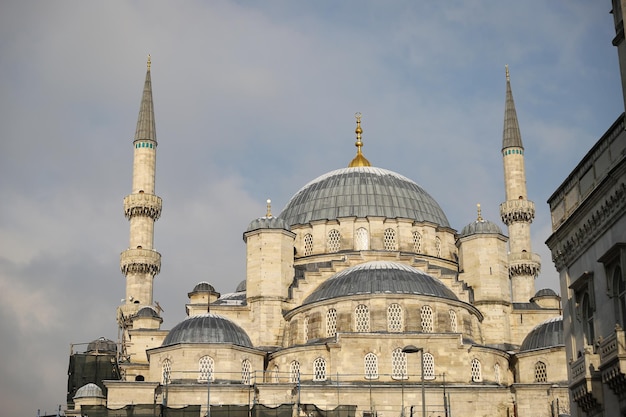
[435, 237, 442, 257]
[494, 363, 501, 384]
[471, 359, 482, 382]
[391, 348, 408, 380]
[304, 233, 313, 256]
[355, 227, 369, 250]
[198, 356, 214, 382]
[387, 303, 403, 332]
[289, 361, 300, 383]
[423, 353, 435, 380]
[383, 228, 397, 251]
[355, 304, 370, 332]
[412, 231, 422, 253]
[582, 292, 595, 346]
[421, 305, 433, 333]
[326, 308, 337, 337]
[162, 358, 172, 384]
[613, 266, 626, 328]
[303, 316, 309, 342]
[273, 365, 280, 383]
[241, 359, 251, 385]
[449, 310, 457, 332]
[313, 358, 327, 381]
[328, 229, 341, 253]
[364, 353, 378, 379]
[534, 361, 547, 383]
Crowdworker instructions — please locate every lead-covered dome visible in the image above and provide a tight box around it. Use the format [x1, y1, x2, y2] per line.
[520, 316, 564, 351]
[459, 219, 503, 237]
[303, 261, 458, 305]
[74, 383, 105, 399]
[162, 313, 253, 347]
[279, 167, 449, 227]
[87, 337, 117, 354]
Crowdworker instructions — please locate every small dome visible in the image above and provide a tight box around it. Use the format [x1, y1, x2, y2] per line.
[303, 261, 458, 305]
[459, 219, 503, 237]
[534, 288, 558, 298]
[245, 216, 290, 233]
[520, 316, 564, 351]
[191, 281, 216, 293]
[135, 306, 160, 318]
[162, 313, 253, 347]
[235, 280, 247, 293]
[87, 337, 117, 354]
[278, 167, 449, 228]
[74, 383, 105, 399]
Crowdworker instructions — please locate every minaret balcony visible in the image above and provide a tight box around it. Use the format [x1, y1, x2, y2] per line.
[569, 348, 603, 413]
[599, 325, 626, 396]
[499, 199, 535, 225]
[124, 193, 162, 220]
[508, 251, 541, 277]
[120, 248, 161, 275]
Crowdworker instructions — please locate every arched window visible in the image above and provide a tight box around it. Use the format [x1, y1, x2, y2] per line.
[435, 237, 442, 257]
[326, 308, 337, 337]
[162, 358, 172, 384]
[534, 361, 547, 383]
[364, 353, 378, 379]
[582, 293, 595, 345]
[412, 231, 422, 253]
[198, 355, 214, 382]
[313, 358, 327, 381]
[304, 233, 313, 256]
[387, 303, 403, 332]
[421, 305, 433, 333]
[289, 361, 300, 383]
[449, 310, 457, 332]
[471, 359, 482, 382]
[494, 363, 501, 384]
[355, 304, 370, 332]
[423, 353, 435, 380]
[391, 348, 408, 380]
[273, 365, 280, 383]
[613, 266, 626, 328]
[383, 228, 397, 251]
[241, 359, 251, 385]
[303, 316, 309, 342]
[328, 229, 341, 253]
[355, 227, 369, 251]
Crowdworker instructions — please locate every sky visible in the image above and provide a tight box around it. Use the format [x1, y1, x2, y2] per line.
[0, 1, 622, 415]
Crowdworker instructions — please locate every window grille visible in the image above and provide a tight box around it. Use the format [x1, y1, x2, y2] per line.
[304, 233, 313, 256]
[582, 293, 595, 345]
[534, 361, 547, 383]
[364, 353, 378, 379]
[494, 363, 501, 384]
[326, 308, 337, 337]
[471, 359, 482, 382]
[303, 316, 309, 342]
[391, 348, 408, 380]
[412, 231, 422, 253]
[355, 227, 369, 250]
[162, 358, 171, 384]
[383, 228, 397, 251]
[355, 304, 370, 332]
[273, 365, 280, 383]
[449, 310, 457, 332]
[387, 303, 403, 332]
[435, 237, 442, 257]
[198, 356, 214, 382]
[327, 229, 341, 253]
[313, 358, 327, 381]
[289, 361, 300, 383]
[421, 305, 433, 333]
[614, 266, 626, 328]
[423, 353, 435, 380]
[241, 359, 251, 385]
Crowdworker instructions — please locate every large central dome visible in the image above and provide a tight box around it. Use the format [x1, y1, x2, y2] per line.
[278, 166, 449, 227]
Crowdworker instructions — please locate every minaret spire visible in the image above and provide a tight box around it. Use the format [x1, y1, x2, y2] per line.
[499, 66, 540, 302]
[118, 56, 163, 327]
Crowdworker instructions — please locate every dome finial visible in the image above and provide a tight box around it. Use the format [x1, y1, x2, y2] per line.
[348, 112, 371, 167]
[147, 54, 151, 70]
[266, 199, 272, 218]
[476, 203, 483, 222]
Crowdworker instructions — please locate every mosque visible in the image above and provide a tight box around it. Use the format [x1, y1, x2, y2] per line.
[65, 58, 570, 417]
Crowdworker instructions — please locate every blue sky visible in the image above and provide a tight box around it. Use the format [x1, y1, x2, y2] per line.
[0, 1, 622, 415]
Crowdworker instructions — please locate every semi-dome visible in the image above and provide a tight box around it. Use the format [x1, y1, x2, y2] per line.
[278, 167, 450, 227]
[520, 316, 564, 351]
[459, 219, 503, 237]
[235, 280, 247, 292]
[162, 313, 253, 347]
[534, 288, 558, 298]
[74, 383, 105, 399]
[303, 261, 458, 305]
[87, 337, 117, 354]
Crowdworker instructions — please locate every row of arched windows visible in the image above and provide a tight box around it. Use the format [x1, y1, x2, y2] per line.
[161, 357, 253, 385]
[310, 304, 459, 340]
[302, 230, 442, 257]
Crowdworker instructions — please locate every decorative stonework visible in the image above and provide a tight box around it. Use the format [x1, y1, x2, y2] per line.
[508, 252, 541, 278]
[124, 193, 162, 220]
[120, 248, 161, 275]
[599, 326, 626, 396]
[499, 199, 535, 225]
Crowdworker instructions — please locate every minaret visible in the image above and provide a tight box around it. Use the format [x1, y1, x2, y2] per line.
[500, 66, 540, 302]
[118, 55, 162, 324]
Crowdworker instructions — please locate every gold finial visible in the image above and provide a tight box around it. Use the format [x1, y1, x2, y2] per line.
[476, 203, 483, 222]
[348, 112, 371, 167]
[147, 54, 152, 70]
[505, 64, 509, 82]
[266, 199, 272, 218]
